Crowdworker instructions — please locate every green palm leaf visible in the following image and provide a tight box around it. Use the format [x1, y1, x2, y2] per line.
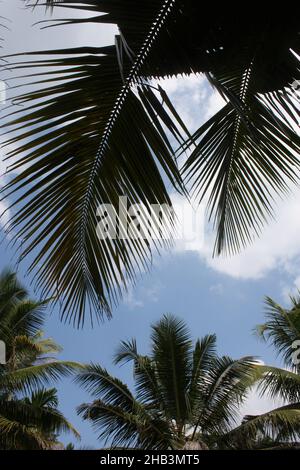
[76, 363, 174, 449]
[151, 314, 192, 425]
[0, 388, 79, 449]
[1, 360, 82, 394]
[223, 403, 300, 448]
[188, 334, 217, 408]
[77, 399, 173, 449]
[255, 365, 300, 403]
[256, 296, 300, 371]
[2, 1, 186, 325]
[114, 339, 161, 406]
[182, 66, 300, 255]
[195, 356, 258, 435]
[75, 363, 136, 412]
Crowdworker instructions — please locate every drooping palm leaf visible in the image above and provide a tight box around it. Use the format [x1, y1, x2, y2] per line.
[193, 356, 257, 436]
[221, 403, 300, 449]
[255, 365, 300, 404]
[75, 363, 137, 412]
[1, 360, 81, 394]
[182, 62, 300, 255]
[2, 1, 188, 326]
[75, 363, 174, 449]
[0, 388, 79, 449]
[77, 399, 174, 449]
[45, 2, 299, 273]
[3, 2, 300, 324]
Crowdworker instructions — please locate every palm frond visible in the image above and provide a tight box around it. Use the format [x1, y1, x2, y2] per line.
[150, 314, 192, 424]
[223, 403, 300, 448]
[256, 365, 300, 403]
[256, 296, 300, 370]
[1, 360, 82, 393]
[76, 362, 174, 449]
[196, 356, 258, 435]
[0, 270, 28, 317]
[114, 339, 161, 405]
[2, 1, 188, 326]
[0, 414, 50, 449]
[0, 391, 79, 449]
[74, 363, 136, 412]
[3, 3, 300, 323]
[188, 334, 217, 408]
[0, 300, 49, 347]
[182, 62, 300, 255]
[77, 398, 173, 449]
[26, 387, 59, 408]
[77, 400, 141, 449]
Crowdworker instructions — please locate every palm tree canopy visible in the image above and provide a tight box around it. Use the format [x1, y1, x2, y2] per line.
[1, 2, 299, 324]
[221, 298, 300, 449]
[76, 314, 258, 449]
[256, 296, 300, 371]
[0, 269, 81, 449]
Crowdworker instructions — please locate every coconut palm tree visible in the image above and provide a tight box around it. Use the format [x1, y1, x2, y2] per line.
[1, 1, 299, 324]
[219, 297, 300, 449]
[0, 269, 80, 449]
[256, 295, 300, 372]
[76, 314, 260, 449]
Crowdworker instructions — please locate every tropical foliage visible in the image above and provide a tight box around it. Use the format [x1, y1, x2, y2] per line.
[76, 314, 300, 449]
[0, 269, 80, 449]
[1, 2, 299, 324]
[256, 295, 300, 372]
[222, 297, 300, 449]
[75, 314, 256, 449]
[2, 268, 300, 449]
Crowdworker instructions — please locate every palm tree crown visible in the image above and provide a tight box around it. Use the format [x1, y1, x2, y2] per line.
[256, 295, 300, 372]
[76, 314, 257, 449]
[0, 269, 80, 449]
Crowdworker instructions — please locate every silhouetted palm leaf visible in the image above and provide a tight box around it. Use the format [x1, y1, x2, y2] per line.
[2, 2, 300, 324]
[182, 61, 300, 255]
[3, 1, 188, 326]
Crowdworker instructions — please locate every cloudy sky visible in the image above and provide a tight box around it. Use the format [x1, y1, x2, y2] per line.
[0, 0, 299, 447]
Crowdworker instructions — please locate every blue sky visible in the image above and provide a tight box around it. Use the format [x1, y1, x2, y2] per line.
[1, 0, 300, 448]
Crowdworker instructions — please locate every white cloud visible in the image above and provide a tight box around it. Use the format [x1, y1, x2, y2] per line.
[202, 189, 300, 282]
[171, 188, 300, 288]
[159, 75, 225, 132]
